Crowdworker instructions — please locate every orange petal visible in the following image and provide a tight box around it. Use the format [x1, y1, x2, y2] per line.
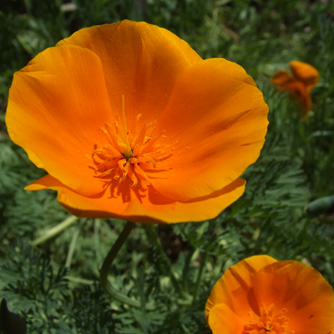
[271, 69, 292, 86]
[58, 20, 202, 129]
[271, 70, 303, 97]
[252, 260, 334, 334]
[149, 58, 268, 201]
[290, 60, 319, 87]
[6, 45, 113, 196]
[205, 255, 277, 321]
[300, 92, 312, 118]
[208, 303, 244, 334]
[283, 80, 312, 114]
[272, 75, 312, 114]
[25, 174, 246, 224]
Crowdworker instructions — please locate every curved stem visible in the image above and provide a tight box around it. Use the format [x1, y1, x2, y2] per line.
[100, 221, 141, 307]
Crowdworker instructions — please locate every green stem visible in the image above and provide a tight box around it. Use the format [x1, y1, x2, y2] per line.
[67, 276, 94, 285]
[65, 228, 79, 269]
[182, 249, 195, 293]
[144, 225, 183, 296]
[100, 221, 141, 307]
[31, 215, 78, 246]
[192, 251, 208, 305]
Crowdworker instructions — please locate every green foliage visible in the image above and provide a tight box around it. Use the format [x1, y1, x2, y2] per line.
[1, 0, 334, 333]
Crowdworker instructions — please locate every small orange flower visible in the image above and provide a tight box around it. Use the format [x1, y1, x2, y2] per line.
[205, 255, 334, 334]
[271, 61, 319, 120]
[6, 20, 268, 224]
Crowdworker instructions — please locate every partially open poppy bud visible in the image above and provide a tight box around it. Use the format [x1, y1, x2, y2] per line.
[272, 61, 319, 120]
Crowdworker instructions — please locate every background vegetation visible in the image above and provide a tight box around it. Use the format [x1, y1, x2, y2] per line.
[1, 0, 334, 333]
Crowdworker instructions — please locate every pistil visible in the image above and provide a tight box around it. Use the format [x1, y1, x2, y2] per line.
[120, 94, 133, 159]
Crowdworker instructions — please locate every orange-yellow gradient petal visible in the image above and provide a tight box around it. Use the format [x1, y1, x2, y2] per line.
[26, 175, 246, 224]
[205, 255, 334, 334]
[205, 255, 277, 321]
[152, 58, 268, 201]
[252, 261, 334, 334]
[6, 45, 112, 195]
[208, 303, 244, 334]
[6, 20, 269, 223]
[57, 20, 202, 127]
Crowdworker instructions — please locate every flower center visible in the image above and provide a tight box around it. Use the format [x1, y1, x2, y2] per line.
[90, 96, 173, 191]
[242, 304, 295, 334]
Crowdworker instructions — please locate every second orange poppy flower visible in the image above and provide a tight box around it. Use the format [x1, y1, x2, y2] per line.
[205, 255, 334, 334]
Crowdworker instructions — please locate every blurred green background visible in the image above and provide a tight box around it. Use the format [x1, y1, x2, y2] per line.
[0, 0, 334, 333]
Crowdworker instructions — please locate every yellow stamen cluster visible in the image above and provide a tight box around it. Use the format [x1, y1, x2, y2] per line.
[90, 96, 173, 191]
[243, 304, 295, 334]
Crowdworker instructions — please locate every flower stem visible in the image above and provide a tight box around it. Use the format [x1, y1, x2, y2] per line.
[144, 225, 183, 296]
[65, 228, 80, 269]
[100, 221, 141, 307]
[192, 251, 208, 305]
[31, 215, 78, 246]
[182, 249, 195, 293]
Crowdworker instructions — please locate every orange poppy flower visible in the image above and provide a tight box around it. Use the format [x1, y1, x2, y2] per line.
[271, 61, 319, 120]
[5, 20, 268, 224]
[205, 255, 334, 334]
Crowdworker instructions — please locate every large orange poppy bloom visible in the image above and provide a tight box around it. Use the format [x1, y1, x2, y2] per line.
[205, 255, 334, 334]
[6, 20, 268, 224]
[271, 61, 319, 120]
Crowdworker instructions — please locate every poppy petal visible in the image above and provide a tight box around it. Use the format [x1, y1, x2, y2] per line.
[252, 261, 334, 334]
[205, 255, 277, 321]
[58, 20, 202, 128]
[150, 58, 268, 201]
[25, 175, 246, 224]
[290, 60, 319, 87]
[271, 69, 292, 85]
[208, 303, 244, 334]
[6, 45, 113, 196]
